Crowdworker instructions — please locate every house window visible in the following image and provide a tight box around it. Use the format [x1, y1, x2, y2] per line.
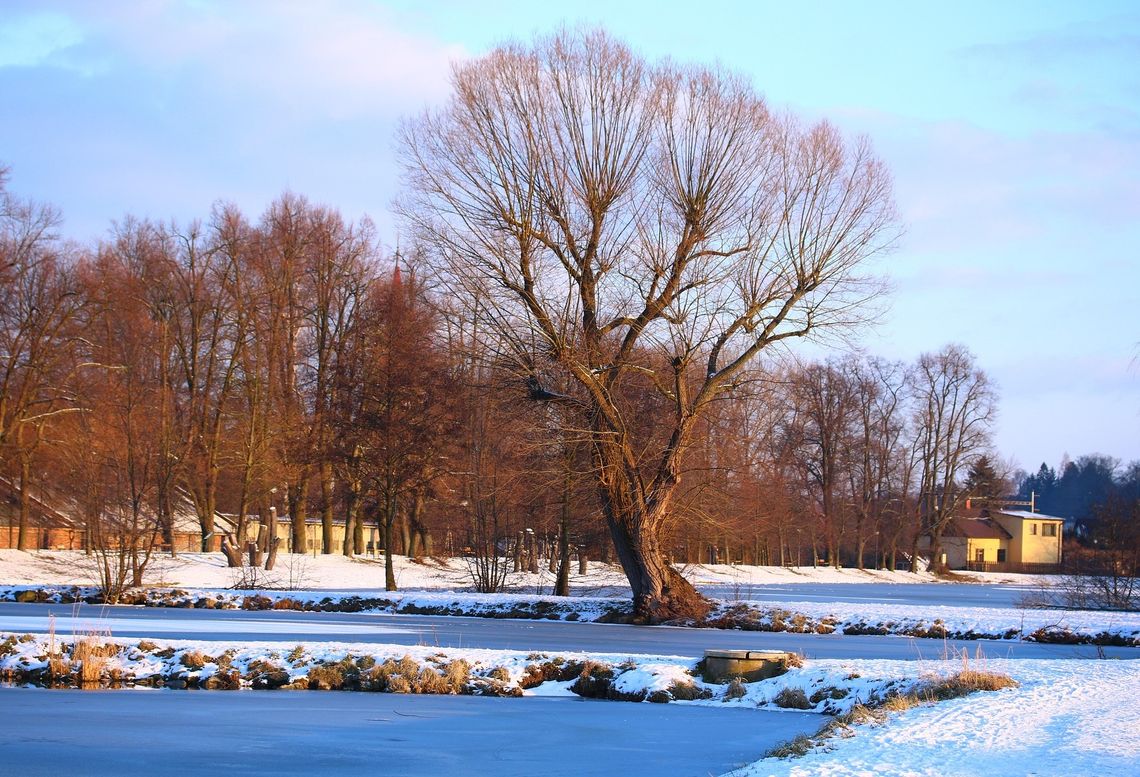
[975, 548, 985, 562]
[1030, 523, 1037, 535]
[1042, 523, 1057, 537]
[997, 549, 1007, 563]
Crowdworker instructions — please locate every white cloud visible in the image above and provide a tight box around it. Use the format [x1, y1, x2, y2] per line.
[52, 0, 466, 119]
[0, 11, 83, 69]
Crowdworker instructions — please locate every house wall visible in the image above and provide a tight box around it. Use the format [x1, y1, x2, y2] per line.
[963, 537, 1006, 565]
[993, 515, 1063, 565]
[918, 535, 1009, 569]
[0, 526, 84, 550]
[938, 537, 968, 569]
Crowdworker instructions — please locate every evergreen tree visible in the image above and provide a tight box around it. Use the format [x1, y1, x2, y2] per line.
[964, 455, 1001, 502]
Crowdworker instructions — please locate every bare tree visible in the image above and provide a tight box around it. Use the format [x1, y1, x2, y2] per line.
[909, 344, 997, 571]
[335, 268, 456, 590]
[788, 360, 857, 567]
[0, 176, 85, 549]
[398, 28, 898, 620]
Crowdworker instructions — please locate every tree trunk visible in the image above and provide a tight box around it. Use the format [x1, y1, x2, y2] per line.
[384, 498, 397, 591]
[265, 536, 280, 571]
[289, 478, 309, 554]
[555, 528, 571, 597]
[353, 509, 365, 555]
[601, 483, 709, 623]
[196, 480, 217, 553]
[220, 538, 243, 567]
[17, 455, 33, 551]
[321, 462, 335, 554]
[342, 486, 358, 557]
[266, 506, 279, 561]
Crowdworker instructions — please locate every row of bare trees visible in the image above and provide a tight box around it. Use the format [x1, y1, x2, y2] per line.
[668, 348, 997, 576]
[1, 160, 997, 599]
[3, 28, 1014, 617]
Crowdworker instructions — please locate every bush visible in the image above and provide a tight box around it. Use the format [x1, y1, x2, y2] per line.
[72, 636, 116, 686]
[927, 669, 1017, 700]
[179, 650, 211, 670]
[774, 688, 812, 710]
[307, 664, 345, 690]
[667, 680, 711, 701]
[443, 659, 470, 690]
[723, 677, 747, 700]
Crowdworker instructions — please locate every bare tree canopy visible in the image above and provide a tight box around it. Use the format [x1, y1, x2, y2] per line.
[398, 28, 900, 621]
[910, 343, 998, 569]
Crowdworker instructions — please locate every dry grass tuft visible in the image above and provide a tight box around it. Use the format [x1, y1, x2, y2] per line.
[179, 650, 211, 670]
[783, 652, 805, 669]
[487, 665, 512, 682]
[72, 635, 116, 686]
[723, 677, 747, 700]
[667, 680, 712, 701]
[443, 659, 471, 689]
[369, 655, 423, 693]
[306, 664, 345, 690]
[928, 669, 1018, 700]
[415, 666, 452, 694]
[774, 687, 812, 709]
[881, 693, 919, 712]
[766, 734, 815, 759]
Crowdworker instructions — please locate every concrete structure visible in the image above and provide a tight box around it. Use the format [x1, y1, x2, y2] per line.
[702, 650, 793, 683]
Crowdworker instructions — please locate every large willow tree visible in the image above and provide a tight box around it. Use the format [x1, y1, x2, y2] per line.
[398, 29, 899, 621]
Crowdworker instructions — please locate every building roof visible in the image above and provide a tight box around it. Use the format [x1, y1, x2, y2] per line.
[994, 509, 1064, 522]
[943, 517, 1013, 540]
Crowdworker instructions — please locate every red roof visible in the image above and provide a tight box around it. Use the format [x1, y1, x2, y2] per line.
[943, 517, 1012, 540]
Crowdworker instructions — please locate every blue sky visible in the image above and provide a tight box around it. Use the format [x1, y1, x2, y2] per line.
[1, 0, 1138, 471]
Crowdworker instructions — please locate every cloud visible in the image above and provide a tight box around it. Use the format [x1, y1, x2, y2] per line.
[30, 1, 466, 120]
[838, 111, 1140, 259]
[0, 10, 83, 69]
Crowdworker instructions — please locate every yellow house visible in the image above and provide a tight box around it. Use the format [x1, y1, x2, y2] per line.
[937, 517, 1012, 569]
[927, 509, 1064, 572]
[988, 510, 1064, 568]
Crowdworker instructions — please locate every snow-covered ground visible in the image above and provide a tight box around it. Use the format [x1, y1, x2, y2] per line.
[0, 548, 1027, 591]
[737, 659, 1140, 777]
[2, 550, 1138, 776]
[4, 551, 1137, 645]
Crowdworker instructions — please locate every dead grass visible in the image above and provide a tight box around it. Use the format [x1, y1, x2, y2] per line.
[179, 650, 211, 670]
[764, 651, 1018, 762]
[443, 659, 471, 689]
[766, 733, 815, 759]
[926, 668, 1018, 700]
[773, 687, 812, 709]
[667, 680, 712, 701]
[307, 664, 346, 690]
[723, 677, 747, 700]
[72, 635, 115, 686]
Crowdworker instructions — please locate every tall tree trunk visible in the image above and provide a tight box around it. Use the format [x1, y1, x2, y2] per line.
[265, 506, 280, 571]
[289, 477, 309, 554]
[17, 454, 33, 551]
[384, 496, 397, 591]
[342, 487, 357, 557]
[353, 508, 365, 555]
[196, 473, 218, 552]
[320, 462, 334, 554]
[598, 459, 708, 622]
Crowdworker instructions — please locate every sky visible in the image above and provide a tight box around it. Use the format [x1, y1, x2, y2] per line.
[1, 0, 1138, 471]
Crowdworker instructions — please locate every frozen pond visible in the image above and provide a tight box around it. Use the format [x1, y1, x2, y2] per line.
[2, 602, 1133, 661]
[699, 581, 1039, 608]
[0, 687, 820, 777]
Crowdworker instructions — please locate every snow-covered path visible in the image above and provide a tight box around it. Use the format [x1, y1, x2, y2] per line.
[736, 660, 1140, 777]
